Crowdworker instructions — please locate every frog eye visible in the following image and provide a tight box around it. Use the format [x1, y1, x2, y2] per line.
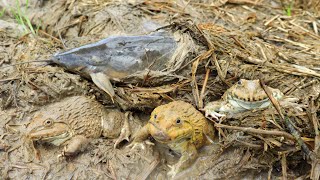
[176, 118, 182, 124]
[44, 119, 53, 126]
[237, 80, 242, 85]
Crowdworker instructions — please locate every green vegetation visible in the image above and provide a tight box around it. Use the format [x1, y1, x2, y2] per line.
[0, 8, 5, 18]
[10, 0, 39, 35]
[285, 1, 294, 16]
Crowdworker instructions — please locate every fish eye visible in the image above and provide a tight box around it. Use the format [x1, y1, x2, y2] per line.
[176, 118, 181, 124]
[44, 119, 53, 126]
[154, 114, 157, 119]
[237, 80, 242, 85]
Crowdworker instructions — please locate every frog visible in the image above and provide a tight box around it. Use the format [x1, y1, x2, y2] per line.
[129, 101, 215, 177]
[203, 79, 284, 120]
[25, 96, 131, 158]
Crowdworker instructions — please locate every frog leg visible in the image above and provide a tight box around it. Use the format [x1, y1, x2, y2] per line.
[205, 111, 226, 120]
[167, 142, 198, 178]
[203, 102, 226, 120]
[114, 112, 131, 149]
[127, 124, 152, 150]
[59, 135, 89, 157]
[90, 72, 115, 102]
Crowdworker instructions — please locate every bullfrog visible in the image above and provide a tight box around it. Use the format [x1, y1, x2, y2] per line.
[25, 96, 130, 157]
[129, 101, 215, 177]
[203, 79, 284, 120]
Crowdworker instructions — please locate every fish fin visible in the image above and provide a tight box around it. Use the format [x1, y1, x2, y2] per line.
[90, 72, 115, 103]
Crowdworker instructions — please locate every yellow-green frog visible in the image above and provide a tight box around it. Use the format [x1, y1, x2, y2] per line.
[129, 101, 215, 177]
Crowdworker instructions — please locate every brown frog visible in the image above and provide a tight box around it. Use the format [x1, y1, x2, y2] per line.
[129, 101, 215, 177]
[204, 79, 284, 119]
[25, 96, 130, 158]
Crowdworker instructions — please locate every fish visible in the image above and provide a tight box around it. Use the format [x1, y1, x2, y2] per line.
[52, 31, 181, 101]
[3, 27, 195, 102]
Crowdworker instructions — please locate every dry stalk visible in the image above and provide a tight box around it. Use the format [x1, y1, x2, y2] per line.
[245, 57, 320, 78]
[310, 95, 320, 180]
[281, 153, 288, 180]
[191, 50, 214, 108]
[214, 123, 295, 140]
[199, 68, 210, 109]
[260, 79, 312, 157]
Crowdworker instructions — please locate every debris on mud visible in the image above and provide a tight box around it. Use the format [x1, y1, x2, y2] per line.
[0, 0, 320, 179]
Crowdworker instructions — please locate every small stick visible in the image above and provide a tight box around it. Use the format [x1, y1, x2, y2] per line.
[214, 123, 295, 140]
[191, 58, 200, 107]
[264, 14, 280, 26]
[136, 158, 160, 180]
[199, 68, 210, 109]
[235, 140, 262, 149]
[0, 77, 21, 83]
[309, 95, 320, 180]
[313, 21, 318, 35]
[38, 30, 63, 45]
[281, 153, 288, 180]
[1, 60, 52, 69]
[259, 79, 312, 157]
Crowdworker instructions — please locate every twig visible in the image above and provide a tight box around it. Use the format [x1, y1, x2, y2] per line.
[281, 153, 288, 180]
[199, 68, 210, 109]
[245, 57, 320, 78]
[313, 21, 318, 35]
[1, 60, 51, 69]
[289, 21, 320, 40]
[260, 79, 312, 157]
[211, 54, 231, 86]
[0, 77, 21, 83]
[191, 50, 214, 108]
[38, 30, 63, 44]
[136, 158, 160, 180]
[191, 58, 201, 108]
[264, 14, 280, 26]
[309, 95, 320, 180]
[214, 123, 295, 140]
[56, 22, 67, 50]
[235, 140, 263, 149]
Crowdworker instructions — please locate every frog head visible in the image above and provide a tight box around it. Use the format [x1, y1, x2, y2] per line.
[26, 111, 71, 146]
[226, 79, 283, 110]
[148, 101, 195, 144]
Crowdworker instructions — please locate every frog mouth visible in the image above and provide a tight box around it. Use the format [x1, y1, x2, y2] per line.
[149, 121, 171, 143]
[228, 90, 283, 110]
[229, 96, 271, 110]
[149, 121, 192, 143]
[28, 126, 71, 146]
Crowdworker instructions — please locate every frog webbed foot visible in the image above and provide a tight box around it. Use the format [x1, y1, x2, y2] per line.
[203, 102, 226, 121]
[126, 123, 152, 151]
[58, 135, 89, 158]
[167, 143, 198, 178]
[114, 112, 132, 149]
[167, 164, 178, 178]
[205, 111, 226, 121]
[127, 140, 154, 152]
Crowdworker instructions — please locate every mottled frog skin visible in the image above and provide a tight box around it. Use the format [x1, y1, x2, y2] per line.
[130, 101, 215, 177]
[26, 96, 130, 157]
[204, 79, 283, 119]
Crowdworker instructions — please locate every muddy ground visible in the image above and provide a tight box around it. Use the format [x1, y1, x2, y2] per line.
[0, 0, 320, 179]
